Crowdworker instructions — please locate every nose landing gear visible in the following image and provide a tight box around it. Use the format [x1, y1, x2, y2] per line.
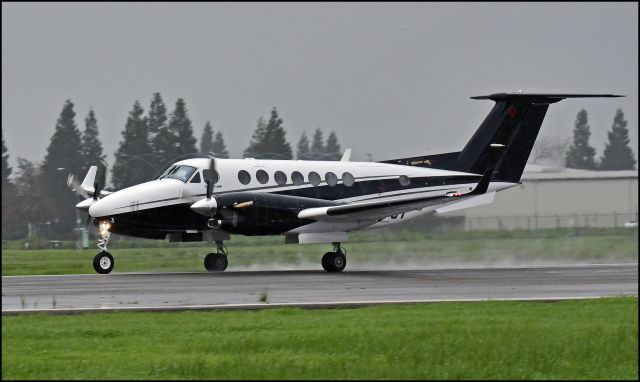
[322, 242, 346, 272]
[93, 219, 114, 274]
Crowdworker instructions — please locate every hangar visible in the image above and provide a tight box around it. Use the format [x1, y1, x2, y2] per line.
[450, 165, 638, 230]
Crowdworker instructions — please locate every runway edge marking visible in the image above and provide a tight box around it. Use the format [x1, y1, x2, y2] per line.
[3, 295, 637, 315]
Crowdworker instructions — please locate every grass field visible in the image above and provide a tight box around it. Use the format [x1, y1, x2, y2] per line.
[2, 297, 637, 380]
[2, 228, 637, 275]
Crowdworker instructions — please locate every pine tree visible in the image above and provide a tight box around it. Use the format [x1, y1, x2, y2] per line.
[111, 101, 153, 189]
[12, 158, 45, 238]
[2, 128, 11, 189]
[148, 93, 170, 169]
[324, 131, 342, 161]
[1, 129, 19, 239]
[200, 121, 214, 156]
[211, 131, 230, 159]
[244, 108, 292, 159]
[600, 109, 636, 170]
[167, 98, 198, 163]
[244, 117, 268, 158]
[565, 109, 597, 170]
[40, 99, 84, 237]
[310, 128, 324, 160]
[80, 108, 106, 185]
[296, 132, 311, 160]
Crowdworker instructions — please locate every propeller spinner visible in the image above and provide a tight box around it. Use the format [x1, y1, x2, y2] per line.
[191, 156, 219, 217]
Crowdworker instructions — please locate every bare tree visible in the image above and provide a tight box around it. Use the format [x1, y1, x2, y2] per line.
[529, 136, 570, 167]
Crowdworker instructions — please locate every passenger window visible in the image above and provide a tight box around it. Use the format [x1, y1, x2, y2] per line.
[325, 172, 338, 187]
[291, 171, 304, 186]
[202, 169, 220, 184]
[190, 172, 201, 183]
[256, 169, 269, 184]
[399, 175, 411, 186]
[238, 170, 251, 185]
[308, 171, 321, 186]
[342, 172, 355, 187]
[274, 171, 287, 186]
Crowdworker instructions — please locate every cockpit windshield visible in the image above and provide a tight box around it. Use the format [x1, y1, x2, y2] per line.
[158, 165, 197, 183]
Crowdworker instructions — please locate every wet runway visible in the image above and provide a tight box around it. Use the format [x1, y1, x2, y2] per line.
[2, 264, 637, 314]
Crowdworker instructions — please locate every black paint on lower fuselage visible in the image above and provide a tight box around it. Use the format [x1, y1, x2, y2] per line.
[108, 174, 481, 238]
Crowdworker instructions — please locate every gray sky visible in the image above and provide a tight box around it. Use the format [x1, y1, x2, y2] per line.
[2, 2, 638, 170]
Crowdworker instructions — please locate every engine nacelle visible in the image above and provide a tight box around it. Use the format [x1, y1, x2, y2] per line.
[197, 192, 339, 235]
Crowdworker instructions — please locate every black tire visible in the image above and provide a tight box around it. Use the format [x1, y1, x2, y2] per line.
[93, 251, 114, 274]
[204, 253, 228, 272]
[321, 252, 333, 271]
[322, 252, 346, 272]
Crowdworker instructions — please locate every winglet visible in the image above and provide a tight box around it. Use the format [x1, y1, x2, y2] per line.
[341, 149, 352, 162]
[469, 168, 492, 195]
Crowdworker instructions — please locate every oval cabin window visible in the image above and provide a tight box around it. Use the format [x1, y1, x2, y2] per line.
[238, 170, 251, 185]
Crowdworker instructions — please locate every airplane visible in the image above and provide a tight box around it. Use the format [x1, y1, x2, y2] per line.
[72, 92, 623, 274]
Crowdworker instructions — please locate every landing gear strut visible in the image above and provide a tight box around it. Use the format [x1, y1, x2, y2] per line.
[204, 240, 228, 272]
[93, 219, 114, 274]
[322, 242, 346, 272]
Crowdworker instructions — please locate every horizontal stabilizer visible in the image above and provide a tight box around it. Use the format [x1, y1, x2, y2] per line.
[435, 191, 495, 214]
[471, 93, 624, 102]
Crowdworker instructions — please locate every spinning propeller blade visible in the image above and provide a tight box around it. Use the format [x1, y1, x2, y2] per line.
[206, 156, 216, 200]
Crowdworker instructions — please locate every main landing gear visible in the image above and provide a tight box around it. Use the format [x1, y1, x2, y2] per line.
[322, 242, 346, 272]
[204, 240, 228, 272]
[93, 220, 114, 274]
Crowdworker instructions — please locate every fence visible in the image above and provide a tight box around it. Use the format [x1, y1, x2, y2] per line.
[464, 213, 638, 231]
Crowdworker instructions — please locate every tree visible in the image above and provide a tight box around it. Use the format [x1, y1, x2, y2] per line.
[565, 109, 597, 170]
[111, 101, 153, 189]
[244, 117, 268, 158]
[80, 108, 106, 185]
[600, 109, 636, 170]
[296, 132, 311, 160]
[324, 131, 342, 161]
[529, 136, 570, 167]
[243, 108, 292, 159]
[200, 121, 214, 156]
[11, 158, 46, 238]
[166, 98, 198, 163]
[1, 129, 20, 239]
[2, 128, 11, 189]
[211, 131, 229, 159]
[148, 93, 171, 172]
[310, 128, 324, 160]
[40, 99, 84, 237]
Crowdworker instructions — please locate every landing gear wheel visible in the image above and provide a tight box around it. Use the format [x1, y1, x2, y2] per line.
[204, 252, 228, 272]
[93, 251, 114, 274]
[322, 251, 346, 272]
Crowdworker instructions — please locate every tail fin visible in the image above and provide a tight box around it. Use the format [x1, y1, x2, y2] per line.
[383, 93, 623, 182]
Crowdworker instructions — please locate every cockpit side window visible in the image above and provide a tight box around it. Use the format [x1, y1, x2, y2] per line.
[190, 172, 201, 183]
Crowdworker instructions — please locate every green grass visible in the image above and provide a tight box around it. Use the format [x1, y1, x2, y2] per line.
[2, 228, 637, 275]
[2, 297, 637, 380]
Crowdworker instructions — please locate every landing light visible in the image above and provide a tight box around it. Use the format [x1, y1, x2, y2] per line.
[99, 220, 111, 236]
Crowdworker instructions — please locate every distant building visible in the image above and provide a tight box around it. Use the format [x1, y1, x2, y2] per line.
[451, 165, 638, 230]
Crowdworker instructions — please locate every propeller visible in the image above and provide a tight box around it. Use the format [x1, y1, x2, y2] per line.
[66, 173, 90, 199]
[190, 155, 219, 218]
[205, 155, 216, 200]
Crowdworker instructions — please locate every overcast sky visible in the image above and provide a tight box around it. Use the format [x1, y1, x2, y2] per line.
[2, 2, 638, 170]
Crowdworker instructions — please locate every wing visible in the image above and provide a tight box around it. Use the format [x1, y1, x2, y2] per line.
[298, 168, 493, 222]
